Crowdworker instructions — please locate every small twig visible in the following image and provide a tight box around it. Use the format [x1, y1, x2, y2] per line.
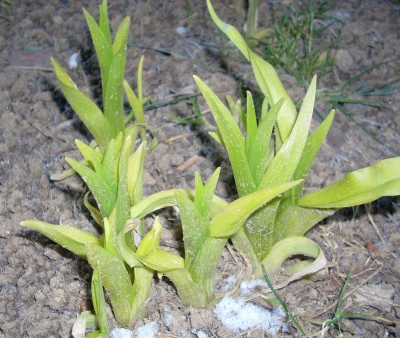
[365, 203, 386, 245]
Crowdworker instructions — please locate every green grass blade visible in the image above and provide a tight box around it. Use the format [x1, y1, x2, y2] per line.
[21, 220, 101, 259]
[299, 157, 400, 208]
[261, 265, 307, 336]
[193, 75, 256, 196]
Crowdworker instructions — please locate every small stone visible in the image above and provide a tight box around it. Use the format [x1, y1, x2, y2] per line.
[334, 49, 353, 73]
[53, 15, 63, 24]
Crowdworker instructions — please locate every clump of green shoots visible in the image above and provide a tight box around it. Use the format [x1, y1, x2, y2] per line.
[22, 0, 155, 335]
[127, 169, 301, 308]
[20, 0, 400, 336]
[201, 0, 400, 281]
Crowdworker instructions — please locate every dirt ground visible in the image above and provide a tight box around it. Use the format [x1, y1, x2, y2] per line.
[1, 0, 400, 337]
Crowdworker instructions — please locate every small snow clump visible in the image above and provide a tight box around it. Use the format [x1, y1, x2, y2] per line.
[214, 296, 285, 335]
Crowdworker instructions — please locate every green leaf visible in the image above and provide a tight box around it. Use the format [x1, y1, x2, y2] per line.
[176, 190, 209, 271]
[194, 75, 256, 196]
[280, 109, 335, 211]
[247, 98, 283, 187]
[195, 168, 220, 218]
[140, 248, 185, 272]
[66, 157, 116, 217]
[83, 192, 104, 228]
[83, 8, 113, 98]
[245, 91, 257, 157]
[127, 141, 146, 206]
[75, 140, 103, 168]
[104, 46, 128, 138]
[91, 268, 109, 334]
[260, 236, 327, 282]
[188, 237, 227, 301]
[136, 217, 162, 256]
[51, 58, 110, 152]
[99, 0, 111, 46]
[112, 17, 130, 55]
[299, 157, 400, 208]
[259, 76, 317, 189]
[86, 242, 133, 327]
[210, 180, 302, 237]
[273, 205, 336, 243]
[21, 220, 101, 259]
[164, 269, 209, 308]
[206, 0, 297, 143]
[130, 189, 227, 220]
[114, 136, 133, 233]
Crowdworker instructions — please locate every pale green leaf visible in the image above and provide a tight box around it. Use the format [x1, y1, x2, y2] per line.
[65, 157, 116, 217]
[210, 180, 302, 237]
[259, 76, 317, 189]
[114, 136, 133, 233]
[278, 109, 335, 213]
[51, 58, 110, 152]
[83, 192, 104, 228]
[206, 0, 297, 143]
[245, 91, 257, 156]
[104, 48, 128, 138]
[140, 248, 184, 272]
[86, 242, 133, 327]
[91, 268, 109, 334]
[247, 98, 283, 187]
[260, 236, 327, 284]
[273, 205, 336, 243]
[194, 75, 256, 196]
[299, 157, 400, 208]
[75, 140, 103, 169]
[130, 189, 227, 220]
[83, 9, 113, 98]
[195, 168, 220, 218]
[127, 141, 146, 206]
[176, 190, 209, 271]
[21, 220, 101, 259]
[136, 217, 162, 256]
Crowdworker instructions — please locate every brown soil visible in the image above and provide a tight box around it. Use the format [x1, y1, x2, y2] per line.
[1, 0, 400, 337]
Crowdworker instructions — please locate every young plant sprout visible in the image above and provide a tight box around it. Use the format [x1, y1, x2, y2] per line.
[199, 0, 400, 280]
